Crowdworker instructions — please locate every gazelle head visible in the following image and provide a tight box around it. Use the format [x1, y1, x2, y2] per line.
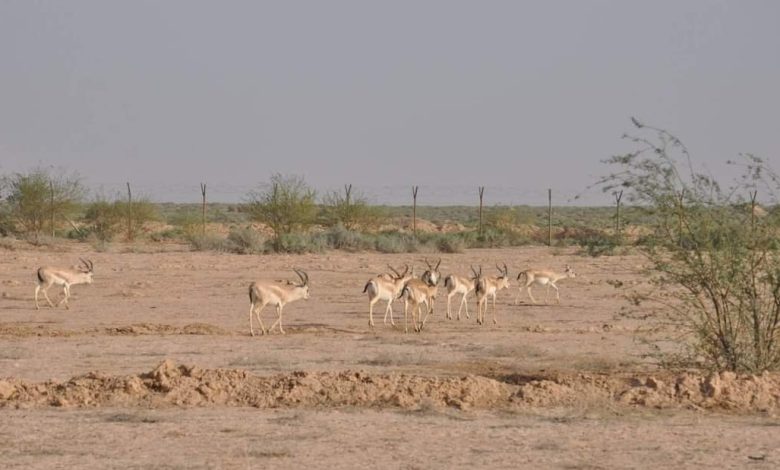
[564, 265, 576, 279]
[470, 265, 482, 281]
[293, 268, 310, 299]
[422, 258, 442, 286]
[79, 258, 94, 284]
[496, 263, 510, 289]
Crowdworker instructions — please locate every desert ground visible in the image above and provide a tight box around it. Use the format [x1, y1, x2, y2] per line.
[1, 240, 779, 469]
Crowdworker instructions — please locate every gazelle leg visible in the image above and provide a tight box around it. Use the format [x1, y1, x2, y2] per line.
[35, 285, 43, 309]
[404, 301, 410, 333]
[551, 283, 561, 304]
[268, 305, 285, 334]
[461, 294, 470, 320]
[58, 285, 71, 309]
[249, 302, 255, 336]
[446, 294, 453, 320]
[368, 299, 375, 327]
[492, 294, 498, 324]
[255, 304, 267, 335]
[383, 300, 394, 326]
[41, 283, 56, 308]
[527, 287, 537, 304]
[419, 302, 434, 331]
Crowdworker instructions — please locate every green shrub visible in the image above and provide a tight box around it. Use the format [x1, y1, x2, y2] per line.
[323, 224, 372, 251]
[271, 232, 326, 254]
[599, 119, 780, 372]
[225, 227, 265, 254]
[188, 234, 230, 252]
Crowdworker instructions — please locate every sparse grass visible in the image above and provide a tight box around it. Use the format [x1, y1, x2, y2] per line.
[0, 237, 17, 251]
[103, 412, 161, 424]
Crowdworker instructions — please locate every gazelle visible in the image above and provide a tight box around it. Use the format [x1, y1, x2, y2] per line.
[35, 258, 94, 310]
[475, 264, 511, 325]
[363, 264, 413, 327]
[248, 268, 310, 336]
[443, 266, 480, 320]
[515, 265, 576, 305]
[399, 278, 439, 333]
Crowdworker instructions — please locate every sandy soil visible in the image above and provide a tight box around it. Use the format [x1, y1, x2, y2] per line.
[1, 240, 778, 468]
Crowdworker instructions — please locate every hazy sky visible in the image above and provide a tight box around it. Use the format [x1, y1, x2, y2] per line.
[1, 1, 778, 204]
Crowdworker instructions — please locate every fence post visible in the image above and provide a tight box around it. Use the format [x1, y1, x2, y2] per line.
[412, 186, 419, 237]
[200, 183, 207, 236]
[126, 182, 133, 241]
[677, 189, 685, 247]
[50, 179, 55, 238]
[614, 190, 623, 241]
[478, 186, 485, 235]
[547, 188, 552, 246]
[344, 184, 352, 207]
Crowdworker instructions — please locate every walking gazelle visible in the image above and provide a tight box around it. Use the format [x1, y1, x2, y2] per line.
[443, 266, 480, 320]
[35, 258, 94, 310]
[515, 265, 576, 305]
[363, 264, 413, 327]
[475, 264, 511, 325]
[248, 268, 310, 336]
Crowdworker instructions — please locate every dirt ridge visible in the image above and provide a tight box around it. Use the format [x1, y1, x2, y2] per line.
[1, 360, 778, 412]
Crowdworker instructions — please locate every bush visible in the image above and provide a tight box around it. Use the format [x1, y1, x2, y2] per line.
[83, 199, 124, 241]
[374, 232, 419, 253]
[225, 227, 265, 254]
[435, 234, 465, 253]
[188, 233, 231, 252]
[574, 230, 623, 257]
[0, 167, 85, 243]
[599, 118, 780, 372]
[321, 185, 386, 230]
[322, 224, 373, 252]
[271, 232, 326, 254]
[246, 174, 317, 248]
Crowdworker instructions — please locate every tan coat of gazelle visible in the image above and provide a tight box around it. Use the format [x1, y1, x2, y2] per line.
[515, 265, 576, 304]
[399, 258, 441, 333]
[363, 264, 413, 327]
[399, 279, 439, 333]
[475, 264, 511, 325]
[248, 268, 309, 336]
[35, 258, 94, 310]
[443, 266, 480, 320]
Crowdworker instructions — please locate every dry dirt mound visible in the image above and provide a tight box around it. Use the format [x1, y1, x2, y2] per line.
[0, 360, 511, 410]
[1, 361, 778, 412]
[0, 323, 76, 337]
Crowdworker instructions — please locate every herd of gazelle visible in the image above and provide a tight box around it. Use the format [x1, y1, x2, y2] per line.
[33, 258, 576, 335]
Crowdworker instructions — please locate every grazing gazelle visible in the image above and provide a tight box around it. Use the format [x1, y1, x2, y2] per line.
[248, 268, 310, 336]
[363, 264, 413, 327]
[515, 265, 576, 305]
[399, 277, 439, 333]
[475, 264, 511, 325]
[443, 266, 480, 320]
[35, 258, 94, 310]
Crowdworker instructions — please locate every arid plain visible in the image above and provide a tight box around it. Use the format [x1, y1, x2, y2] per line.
[1, 240, 779, 469]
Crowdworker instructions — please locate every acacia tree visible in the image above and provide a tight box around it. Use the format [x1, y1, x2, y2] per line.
[1, 168, 84, 243]
[599, 118, 780, 372]
[322, 184, 384, 230]
[246, 174, 317, 250]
